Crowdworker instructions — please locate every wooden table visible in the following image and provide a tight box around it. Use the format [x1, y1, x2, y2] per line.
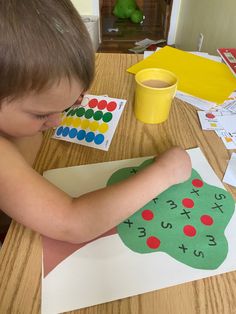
[0, 53, 236, 314]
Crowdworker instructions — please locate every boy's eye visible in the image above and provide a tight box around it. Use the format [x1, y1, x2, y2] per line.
[35, 114, 50, 120]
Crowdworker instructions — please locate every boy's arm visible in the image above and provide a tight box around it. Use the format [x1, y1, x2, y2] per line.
[12, 132, 43, 166]
[0, 138, 191, 243]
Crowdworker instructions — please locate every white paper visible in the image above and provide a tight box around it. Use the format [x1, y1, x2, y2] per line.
[221, 100, 236, 113]
[189, 51, 222, 63]
[223, 153, 236, 187]
[42, 148, 236, 314]
[217, 114, 236, 133]
[176, 91, 216, 111]
[143, 51, 154, 59]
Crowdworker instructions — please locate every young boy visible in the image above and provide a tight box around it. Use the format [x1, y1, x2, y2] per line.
[0, 0, 192, 244]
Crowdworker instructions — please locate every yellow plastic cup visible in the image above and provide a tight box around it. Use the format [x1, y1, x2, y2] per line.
[134, 68, 178, 124]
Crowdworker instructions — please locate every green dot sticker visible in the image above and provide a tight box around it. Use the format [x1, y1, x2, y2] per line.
[93, 110, 103, 121]
[85, 109, 94, 119]
[76, 107, 85, 117]
[107, 160, 235, 270]
[103, 112, 113, 122]
[66, 109, 76, 116]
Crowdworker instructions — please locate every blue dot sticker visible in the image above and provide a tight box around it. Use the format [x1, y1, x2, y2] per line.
[62, 127, 69, 137]
[77, 129, 86, 141]
[56, 126, 64, 136]
[69, 128, 77, 139]
[85, 132, 95, 143]
[94, 133, 105, 145]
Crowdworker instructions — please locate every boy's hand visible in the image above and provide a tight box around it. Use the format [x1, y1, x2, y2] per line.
[154, 147, 192, 186]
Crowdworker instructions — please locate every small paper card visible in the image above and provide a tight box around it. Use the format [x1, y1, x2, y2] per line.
[215, 130, 236, 150]
[197, 111, 225, 130]
[53, 95, 127, 151]
[221, 100, 236, 113]
[223, 153, 236, 187]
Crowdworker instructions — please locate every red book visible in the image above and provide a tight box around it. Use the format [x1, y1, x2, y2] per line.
[217, 48, 236, 77]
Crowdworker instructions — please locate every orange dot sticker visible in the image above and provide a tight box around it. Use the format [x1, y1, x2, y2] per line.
[225, 137, 233, 143]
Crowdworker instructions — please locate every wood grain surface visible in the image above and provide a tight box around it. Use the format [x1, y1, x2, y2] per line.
[0, 53, 235, 314]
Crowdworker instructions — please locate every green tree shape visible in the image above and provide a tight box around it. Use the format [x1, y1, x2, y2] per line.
[107, 159, 235, 269]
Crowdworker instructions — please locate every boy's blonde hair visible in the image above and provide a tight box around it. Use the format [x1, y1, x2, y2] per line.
[0, 0, 95, 103]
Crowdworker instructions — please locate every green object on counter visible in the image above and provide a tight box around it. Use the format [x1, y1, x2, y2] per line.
[113, 0, 144, 23]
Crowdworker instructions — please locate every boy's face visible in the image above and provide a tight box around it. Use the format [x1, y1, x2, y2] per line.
[0, 79, 84, 138]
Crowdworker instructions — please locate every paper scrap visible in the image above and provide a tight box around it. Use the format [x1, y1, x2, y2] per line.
[223, 153, 236, 187]
[217, 114, 236, 133]
[189, 52, 222, 63]
[221, 99, 236, 113]
[215, 130, 236, 149]
[135, 38, 166, 46]
[197, 111, 224, 130]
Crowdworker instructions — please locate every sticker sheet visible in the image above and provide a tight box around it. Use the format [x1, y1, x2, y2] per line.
[41, 148, 236, 314]
[53, 94, 127, 151]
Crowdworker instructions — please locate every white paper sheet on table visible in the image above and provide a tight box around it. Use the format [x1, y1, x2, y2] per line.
[223, 153, 236, 187]
[41, 148, 236, 314]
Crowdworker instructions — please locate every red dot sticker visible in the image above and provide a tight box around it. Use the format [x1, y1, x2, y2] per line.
[192, 179, 204, 188]
[88, 98, 98, 108]
[201, 215, 214, 226]
[98, 100, 107, 110]
[182, 198, 194, 208]
[146, 236, 161, 249]
[142, 209, 154, 221]
[107, 101, 117, 112]
[183, 225, 196, 237]
[206, 113, 215, 119]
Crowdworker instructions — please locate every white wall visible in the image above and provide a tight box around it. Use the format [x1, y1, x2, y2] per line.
[71, 0, 100, 16]
[71, 0, 101, 49]
[167, 0, 182, 45]
[175, 0, 236, 54]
